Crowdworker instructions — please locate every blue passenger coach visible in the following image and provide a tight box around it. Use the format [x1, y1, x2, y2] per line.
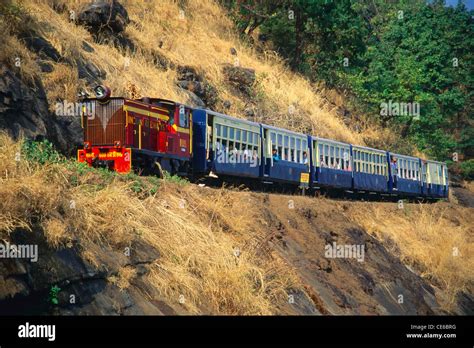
[388, 153, 422, 196]
[351, 145, 389, 193]
[261, 124, 310, 184]
[310, 137, 353, 189]
[191, 107, 448, 199]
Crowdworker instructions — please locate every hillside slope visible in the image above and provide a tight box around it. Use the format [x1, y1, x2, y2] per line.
[1, 0, 396, 147]
[0, 134, 473, 315]
[0, 0, 472, 315]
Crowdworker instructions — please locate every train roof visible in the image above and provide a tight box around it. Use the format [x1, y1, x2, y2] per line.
[204, 109, 260, 128]
[388, 152, 420, 161]
[261, 123, 308, 137]
[351, 143, 387, 154]
[312, 136, 351, 147]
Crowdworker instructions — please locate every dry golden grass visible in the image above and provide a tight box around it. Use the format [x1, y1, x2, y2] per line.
[0, 132, 300, 314]
[348, 201, 474, 311]
[108, 266, 137, 291]
[10, 0, 370, 145]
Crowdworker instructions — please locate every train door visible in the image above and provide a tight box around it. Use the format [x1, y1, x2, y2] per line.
[421, 161, 428, 195]
[176, 105, 191, 157]
[142, 118, 150, 150]
[133, 116, 140, 148]
[264, 129, 272, 176]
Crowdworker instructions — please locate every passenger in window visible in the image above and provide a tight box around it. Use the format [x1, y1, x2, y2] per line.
[320, 156, 326, 167]
[336, 159, 341, 170]
[390, 156, 398, 189]
[272, 148, 280, 162]
[302, 151, 308, 165]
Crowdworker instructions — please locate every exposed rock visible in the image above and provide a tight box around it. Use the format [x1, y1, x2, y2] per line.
[244, 107, 255, 118]
[0, 227, 166, 315]
[181, 89, 206, 108]
[76, 58, 106, 85]
[176, 66, 218, 108]
[77, 0, 134, 52]
[149, 49, 173, 70]
[222, 63, 255, 95]
[177, 80, 218, 109]
[230, 47, 237, 55]
[37, 60, 54, 73]
[77, 0, 130, 36]
[81, 41, 95, 53]
[50, 0, 68, 14]
[177, 65, 202, 82]
[19, 31, 62, 62]
[0, 66, 81, 155]
[222, 100, 231, 109]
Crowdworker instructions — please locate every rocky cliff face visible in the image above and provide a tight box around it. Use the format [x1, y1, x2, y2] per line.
[0, 65, 82, 155]
[0, 225, 175, 315]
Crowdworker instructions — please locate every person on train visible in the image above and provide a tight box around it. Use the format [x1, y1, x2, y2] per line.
[302, 151, 308, 164]
[272, 148, 280, 161]
[391, 156, 398, 189]
[320, 155, 326, 167]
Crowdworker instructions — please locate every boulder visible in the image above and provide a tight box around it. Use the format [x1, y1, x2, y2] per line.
[176, 80, 218, 109]
[77, 0, 134, 51]
[176, 66, 218, 108]
[222, 64, 255, 95]
[77, 0, 130, 36]
[177, 65, 202, 82]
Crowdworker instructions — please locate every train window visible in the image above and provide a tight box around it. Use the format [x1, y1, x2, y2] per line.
[216, 124, 221, 137]
[222, 126, 228, 138]
[253, 133, 258, 145]
[229, 127, 235, 140]
[179, 111, 186, 128]
[236, 129, 241, 142]
[297, 139, 302, 163]
[242, 130, 247, 144]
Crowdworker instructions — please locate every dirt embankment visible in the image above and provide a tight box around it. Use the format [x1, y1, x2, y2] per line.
[1, 135, 472, 315]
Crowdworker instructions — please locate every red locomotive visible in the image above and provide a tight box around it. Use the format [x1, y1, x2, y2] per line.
[78, 86, 192, 177]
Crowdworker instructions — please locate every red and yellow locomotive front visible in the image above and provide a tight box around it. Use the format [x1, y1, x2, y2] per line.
[78, 87, 192, 174]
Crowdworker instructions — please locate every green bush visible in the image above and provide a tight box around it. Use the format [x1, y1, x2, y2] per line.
[22, 139, 62, 164]
[459, 159, 474, 181]
[163, 171, 189, 186]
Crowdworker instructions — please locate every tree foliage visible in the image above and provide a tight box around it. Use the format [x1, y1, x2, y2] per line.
[222, 0, 474, 165]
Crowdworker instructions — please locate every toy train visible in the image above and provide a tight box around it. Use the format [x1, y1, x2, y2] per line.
[77, 87, 449, 200]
